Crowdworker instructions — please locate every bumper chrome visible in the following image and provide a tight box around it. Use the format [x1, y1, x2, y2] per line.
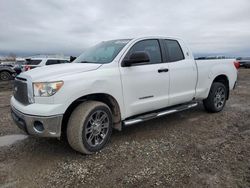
[11, 106, 63, 137]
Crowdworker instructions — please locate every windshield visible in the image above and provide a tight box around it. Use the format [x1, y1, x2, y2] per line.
[74, 39, 131, 64]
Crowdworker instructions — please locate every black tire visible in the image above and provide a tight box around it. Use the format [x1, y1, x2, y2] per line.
[67, 101, 113, 154]
[0, 71, 12, 81]
[203, 82, 227, 113]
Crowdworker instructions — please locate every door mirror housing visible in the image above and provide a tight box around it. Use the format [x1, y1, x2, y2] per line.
[122, 51, 150, 67]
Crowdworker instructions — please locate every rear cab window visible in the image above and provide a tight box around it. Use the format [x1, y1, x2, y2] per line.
[164, 40, 184, 62]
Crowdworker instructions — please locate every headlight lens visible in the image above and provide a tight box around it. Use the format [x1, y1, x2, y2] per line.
[33, 81, 64, 97]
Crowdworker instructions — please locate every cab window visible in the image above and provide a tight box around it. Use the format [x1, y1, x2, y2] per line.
[125, 39, 162, 64]
[164, 40, 184, 62]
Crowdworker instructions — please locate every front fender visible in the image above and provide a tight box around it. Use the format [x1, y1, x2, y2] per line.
[53, 70, 125, 119]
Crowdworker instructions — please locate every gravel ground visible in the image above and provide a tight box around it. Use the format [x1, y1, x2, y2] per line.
[0, 69, 250, 188]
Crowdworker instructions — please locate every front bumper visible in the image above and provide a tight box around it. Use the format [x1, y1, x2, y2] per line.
[11, 106, 63, 137]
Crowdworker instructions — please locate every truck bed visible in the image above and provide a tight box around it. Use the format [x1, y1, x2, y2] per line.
[195, 59, 237, 99]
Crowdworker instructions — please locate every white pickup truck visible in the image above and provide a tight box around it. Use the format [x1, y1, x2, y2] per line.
[11, 37, 238, 154]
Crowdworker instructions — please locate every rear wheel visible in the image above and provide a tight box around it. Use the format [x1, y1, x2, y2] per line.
[67, 101, 113, 154]
[203, 82, 227, 113]
[0, 71, 12, 81]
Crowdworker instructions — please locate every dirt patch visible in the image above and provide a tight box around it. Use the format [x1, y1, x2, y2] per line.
[0, 69, 250, 187]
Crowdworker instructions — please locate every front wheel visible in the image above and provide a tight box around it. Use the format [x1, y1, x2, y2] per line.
[67, 101, 113, 154]
[0, 71, 12, 81]
[203, 82, 227, 113]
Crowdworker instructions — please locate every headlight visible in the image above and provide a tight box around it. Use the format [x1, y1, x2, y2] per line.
[33, 81, 64, 97]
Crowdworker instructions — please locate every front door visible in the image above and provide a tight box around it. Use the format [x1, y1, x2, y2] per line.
[119, 39, 170, 118]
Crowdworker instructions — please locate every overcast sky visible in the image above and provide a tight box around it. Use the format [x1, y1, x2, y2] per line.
[0, 0, 250, 57]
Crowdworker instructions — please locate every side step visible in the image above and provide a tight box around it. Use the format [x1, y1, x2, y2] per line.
[123, 102, 198, 126]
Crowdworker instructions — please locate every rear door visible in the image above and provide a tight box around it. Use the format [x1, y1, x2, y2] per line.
[119, 39, 170, 117]
[162, 39, 197, 106]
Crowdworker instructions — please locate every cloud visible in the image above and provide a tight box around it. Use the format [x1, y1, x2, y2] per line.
[0, 0, 249, 56]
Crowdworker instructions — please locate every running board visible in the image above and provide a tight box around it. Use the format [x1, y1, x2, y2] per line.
[123, 102, 198, 126]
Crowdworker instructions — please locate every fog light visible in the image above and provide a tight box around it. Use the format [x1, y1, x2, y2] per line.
[33, 121, 44, 132]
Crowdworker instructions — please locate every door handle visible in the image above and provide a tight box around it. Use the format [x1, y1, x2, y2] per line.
[158, 68, 169, 73]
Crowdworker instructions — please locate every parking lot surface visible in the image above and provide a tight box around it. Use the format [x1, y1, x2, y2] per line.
[0, 69, 250, 187]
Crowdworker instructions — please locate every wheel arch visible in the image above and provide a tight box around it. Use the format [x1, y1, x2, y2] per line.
[61, 93, 122, 139]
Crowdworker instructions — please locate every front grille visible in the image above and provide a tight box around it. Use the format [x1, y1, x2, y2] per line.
[13, 79, 29, 105]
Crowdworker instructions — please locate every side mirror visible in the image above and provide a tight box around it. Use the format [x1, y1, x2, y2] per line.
[122, 51, 150, 67]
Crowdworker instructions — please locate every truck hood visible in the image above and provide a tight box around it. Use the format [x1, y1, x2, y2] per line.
[19, 63, 102, 81]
